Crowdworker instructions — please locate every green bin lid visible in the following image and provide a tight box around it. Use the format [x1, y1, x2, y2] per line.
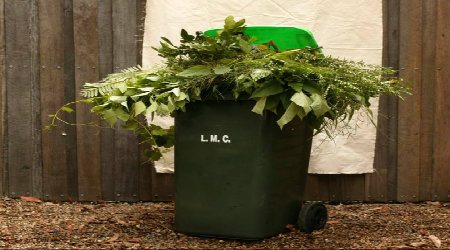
[204, 26, 319, 51]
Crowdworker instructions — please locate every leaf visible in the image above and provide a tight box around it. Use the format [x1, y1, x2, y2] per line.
[180, 29, 194, 42]
[250, 69, 271, 81]
[177, 92, 187, 101]
[251, 97, 267, 115]
[102, 109, 118, 127]
[160, 37, 173, 46]
[115, 108, 130, 122]
[20, 196, 42, 203]
[145, 102, 158, 115]
[310, 93, 330, 117]
[134, 101, 147, 116]
[117, 82, 128, 93]
[149, 149, 163, 161]
[147, 75, 160, 82]
[428, 235, 441, 248]
[224, 16, 236, 30]
[177, 65, 212, 77]
[106, 233, 120, 243]
[109, 96, 127, 103]
[288, 82, 303, 92]
[213, 65, 231, 75]
[61, 106, 74, 113]
[277, 103, 301, 129]
[250, 81, 283, 98]
[290, 92, 312, 115]
[170, 87, 181, 96]
[302, 83, 321, 94]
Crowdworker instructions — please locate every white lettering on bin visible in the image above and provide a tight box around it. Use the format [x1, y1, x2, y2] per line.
[200, 134, 231, 144]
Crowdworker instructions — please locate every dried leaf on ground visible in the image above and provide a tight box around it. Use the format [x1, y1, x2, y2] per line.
[429, 235, 442, 248]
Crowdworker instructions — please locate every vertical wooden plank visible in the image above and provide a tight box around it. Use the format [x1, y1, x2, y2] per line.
[369, 0, 400, 202]
[433, 0, 450, 202]
[386, 0, 400, 202]
[419, 1, 437, 201]
[30, 0, 42, 200]
[63, 0, 78, 201]
[98, 0, 115, 201]
[112, 0, 140, 201]
[136, 0, 153, 201]
[0, 0, 5, 196]
[39, 0, 75, 201]
[73, 0, 102, 201]
[4, 0, 41, 198]
[396, 0, 422, 202]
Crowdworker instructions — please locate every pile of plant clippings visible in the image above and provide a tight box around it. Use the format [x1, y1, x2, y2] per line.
[0, 197, 448, 249]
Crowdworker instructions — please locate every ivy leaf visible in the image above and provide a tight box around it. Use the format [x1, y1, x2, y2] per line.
[139, 87, 155, 92]
[290, 92, 312, 115]
[102, 109, 118, 127]
[117, 82, 128, 93]
[177, 92, 188, 101]
[170, 87, 181, 96]
[213, 65, 231, 75]
[115, 108, 130, 122]
[250, 81, 283, 98]
[145, 102, 158, 115]
[251, 97, 267, 115]
[177, 65, 212, 77]
[288, 82, 303, 92]
[109, 96, 127, 103]
[61, 106, 74, 113]
[147, 75, 160, 82]
[277, 102, 301, 129]
[134, 101, 147, 116]
[310, 93, 330, 117]
[302, 83, 321, 95]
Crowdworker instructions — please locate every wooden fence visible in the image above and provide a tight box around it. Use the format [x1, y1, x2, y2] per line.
[0, 0, 449, 202]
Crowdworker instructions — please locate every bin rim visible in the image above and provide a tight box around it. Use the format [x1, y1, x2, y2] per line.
[204, 26, 320, 50]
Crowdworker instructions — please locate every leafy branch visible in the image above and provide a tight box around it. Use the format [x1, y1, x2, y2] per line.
[51, 16, 409, 161]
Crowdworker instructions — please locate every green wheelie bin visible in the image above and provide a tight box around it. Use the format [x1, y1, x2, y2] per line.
[174, 27, 327, 240]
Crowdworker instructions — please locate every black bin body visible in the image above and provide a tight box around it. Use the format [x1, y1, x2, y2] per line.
[174, 100, 313, 239]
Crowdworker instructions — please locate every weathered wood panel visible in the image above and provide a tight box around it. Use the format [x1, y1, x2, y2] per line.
[136, 0, 154, 201]
[419, 0, 437, 201]
[62, 0, 79, 201]
[112, 0, 141, 202]
[433, 0, 450, 201]
[396, 0, 423, 202]
[73, 0, 102, 201]
[0, 0, 5, 196]
[39, 0, 67, 200]
[369, 0, 400, 202]
[4, 0, 41, 197]
[98, 0, 116, 201]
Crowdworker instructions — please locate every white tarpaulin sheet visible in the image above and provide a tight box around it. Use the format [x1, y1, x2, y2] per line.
[142, 0, 382, 174]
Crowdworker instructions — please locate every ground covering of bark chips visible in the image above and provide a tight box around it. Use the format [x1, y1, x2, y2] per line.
[0, 197, 449, 249]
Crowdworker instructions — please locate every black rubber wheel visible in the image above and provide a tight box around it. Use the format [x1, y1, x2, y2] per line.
[297, 202, 328, 233]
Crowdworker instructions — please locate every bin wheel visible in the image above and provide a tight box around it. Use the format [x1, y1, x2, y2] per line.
[297, 202, 328, 233]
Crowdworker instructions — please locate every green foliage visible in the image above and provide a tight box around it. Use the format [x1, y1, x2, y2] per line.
[51, 16, 408, 161]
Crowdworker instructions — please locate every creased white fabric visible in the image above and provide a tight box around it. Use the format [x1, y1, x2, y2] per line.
[142, 0, 382, 174]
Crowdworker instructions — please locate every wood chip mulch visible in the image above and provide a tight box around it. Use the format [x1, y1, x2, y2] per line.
[0, 197, 449, 249]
